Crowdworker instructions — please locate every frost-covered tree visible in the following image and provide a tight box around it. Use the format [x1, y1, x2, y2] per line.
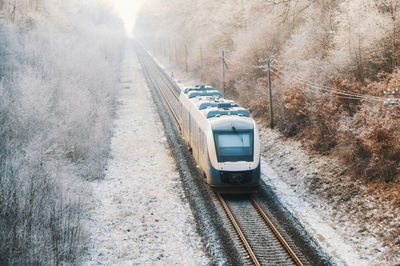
[0, 0, 124, 264]
[331, 0, 392, 80]
[135, 0, 400, 182]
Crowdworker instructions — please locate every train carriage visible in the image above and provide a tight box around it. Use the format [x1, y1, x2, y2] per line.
[179, 85, 260, 188]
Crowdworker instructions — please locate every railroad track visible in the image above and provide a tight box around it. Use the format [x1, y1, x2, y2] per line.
[135, 43, 309, 266]
[217, 193, 305, 265]
[135, 44, 181, 124]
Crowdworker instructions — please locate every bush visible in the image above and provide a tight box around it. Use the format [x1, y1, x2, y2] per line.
[279, 86, 309, 137]
[134, 0, 400, 183]
[337, 75, 400, 182]
[359, 111, 400, 182]
[0, 158, 85, 264]
[0, 1, 124, 264]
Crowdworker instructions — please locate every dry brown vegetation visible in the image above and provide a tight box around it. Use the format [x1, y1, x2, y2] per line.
[135, 3, 400, 259]
[135, 0, 400, 185]
[275, 74, 400, 183]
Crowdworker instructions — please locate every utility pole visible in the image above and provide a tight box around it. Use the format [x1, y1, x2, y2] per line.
[200, 47, 203, 81]
[222, 51, 225, 96]
[267, 59, 274, 128]
[11, 0, 16, 22]
[222, 50, 229, 97]
[185, 45, 188, 72]
[259, 58, 274, 128]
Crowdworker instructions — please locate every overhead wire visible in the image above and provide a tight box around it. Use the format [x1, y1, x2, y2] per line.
[183, 47, 389, 104]
[289, 72, 383, 101]
[271, 68, 382, 102]
[228, 56, 384, 102]
[268, 66, 386, 103]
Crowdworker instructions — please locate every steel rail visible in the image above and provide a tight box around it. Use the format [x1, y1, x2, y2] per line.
[252, 199, 304, 266]
[139, 49, 180, 100]
[217, 192, 261, 266]
[137, 52, 180, 124]
[152, 72, 180, 123]
[137, 44, 304, 266]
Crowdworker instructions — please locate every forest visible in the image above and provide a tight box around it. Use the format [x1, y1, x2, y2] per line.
[135, 0, 400, 183]
[0, 0, 399, 264]
[0, 0, 124, 263]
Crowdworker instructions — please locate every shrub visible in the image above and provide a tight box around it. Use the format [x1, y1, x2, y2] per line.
[359, 110, 400, 182]
[337, 75, 400, 182]
[280, 86, 309, 137]
[134, 0, 400, 183]
[0, 1, 124, 264]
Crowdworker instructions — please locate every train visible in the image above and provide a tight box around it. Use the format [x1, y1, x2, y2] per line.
[178, 84, 260, 189]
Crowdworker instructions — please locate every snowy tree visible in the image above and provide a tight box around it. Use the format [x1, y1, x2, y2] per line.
[331, 0, 394, 80]
[0, 0, 125, 263]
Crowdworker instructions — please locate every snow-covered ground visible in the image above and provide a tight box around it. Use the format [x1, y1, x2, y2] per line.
[150, 52, 395, 265]
[259, 128, 399, 265]
[81, 41, 397, 265]
[82, 43, 209, 265]
[259, 130, 367, 265]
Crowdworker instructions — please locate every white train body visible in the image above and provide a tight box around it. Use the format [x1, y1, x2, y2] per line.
[178, 85, 260, 188]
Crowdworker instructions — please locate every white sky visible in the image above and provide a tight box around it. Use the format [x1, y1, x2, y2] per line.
[111, 0, 143, 37]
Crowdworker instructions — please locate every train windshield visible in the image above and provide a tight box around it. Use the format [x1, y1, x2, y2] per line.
[214, 131, 253, 162]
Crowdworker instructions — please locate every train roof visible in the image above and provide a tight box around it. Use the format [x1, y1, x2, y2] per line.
[188, 91, 222, 99]
[182, 84, 251, 120]
[201, 101, 250, 119]
[199, 101, 238, 110]
[184, 84, 214, 94]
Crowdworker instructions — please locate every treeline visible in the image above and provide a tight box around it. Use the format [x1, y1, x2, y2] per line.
[0, 0, 124, 264]
[135, 0, 400, 182]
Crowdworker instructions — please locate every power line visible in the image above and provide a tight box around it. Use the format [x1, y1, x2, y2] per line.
[269, 66, 386, 103]
[155, 40, 389, 105]
[271, 66, 382, 100]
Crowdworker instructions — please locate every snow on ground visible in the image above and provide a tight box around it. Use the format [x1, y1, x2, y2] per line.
[83, 42, 209, 265]
[259, 128, 399, 265]
[150, 53, 393, 265]
[259, 129, 367, 265]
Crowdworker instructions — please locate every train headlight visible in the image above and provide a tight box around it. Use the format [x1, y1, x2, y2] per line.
[219, 163, 224, 170]
[249, 162, 252, 169]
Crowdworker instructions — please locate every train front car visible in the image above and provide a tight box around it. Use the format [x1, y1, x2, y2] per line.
[179, 84, 261, 192]
[206, 114, 261, 189]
